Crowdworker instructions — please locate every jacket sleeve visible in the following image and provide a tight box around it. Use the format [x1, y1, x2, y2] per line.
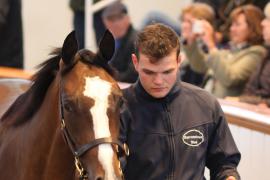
[119, 105, 130, 144]
[116, 59, 138, 83]
[244, 56, 270, 97]
[0, 0, 10, 30]
[206, 100, 241, 180]
[206, 46, 266, 87]
[183, 40, 209, 74]
[118, 101, 132, 171]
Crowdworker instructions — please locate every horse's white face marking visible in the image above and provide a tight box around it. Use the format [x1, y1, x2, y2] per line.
[83, 76, 116, 180]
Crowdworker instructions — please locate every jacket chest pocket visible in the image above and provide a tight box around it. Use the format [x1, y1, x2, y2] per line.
[176, 125, 211, 158]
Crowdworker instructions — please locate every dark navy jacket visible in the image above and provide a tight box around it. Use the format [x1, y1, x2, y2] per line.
[120, 81, 241, 180]
[109, 25, 138, 83]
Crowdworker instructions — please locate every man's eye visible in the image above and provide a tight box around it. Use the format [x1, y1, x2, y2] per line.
[163, 70, 173, 74]
[144, 71, 154, 75]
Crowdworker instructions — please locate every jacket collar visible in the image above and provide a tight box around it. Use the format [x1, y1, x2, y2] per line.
[134, 79, 181, 103]
[229, 41, 250, 52]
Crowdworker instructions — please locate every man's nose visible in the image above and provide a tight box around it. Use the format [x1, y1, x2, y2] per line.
[153, 74, 163, 85]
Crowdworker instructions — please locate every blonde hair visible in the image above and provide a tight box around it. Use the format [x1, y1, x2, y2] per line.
[181, 3, 215, 25]
[264, 2, 270, 18]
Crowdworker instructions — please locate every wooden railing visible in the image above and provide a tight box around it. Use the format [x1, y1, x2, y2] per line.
[218, 99, 270, 180]
[0, 67, 32, 79]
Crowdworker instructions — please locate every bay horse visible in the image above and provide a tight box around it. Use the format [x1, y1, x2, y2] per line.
[0, 78, 31, 117]
[0, 30, 128, 180]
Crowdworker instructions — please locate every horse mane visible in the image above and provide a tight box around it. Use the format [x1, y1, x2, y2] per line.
[0, 48, 62, 127]
[0, 48, 116, 127]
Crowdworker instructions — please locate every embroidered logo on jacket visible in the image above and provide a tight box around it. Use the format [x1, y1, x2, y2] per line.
[182, 129, 204, 147]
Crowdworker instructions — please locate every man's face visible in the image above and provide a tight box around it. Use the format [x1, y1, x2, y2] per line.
[103, 14, 130, 39]
[132, 50, 181, 98]
[262, 17, 270, 45]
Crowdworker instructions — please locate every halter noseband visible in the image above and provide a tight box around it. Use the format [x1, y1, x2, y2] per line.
[59, 88, 129, 180]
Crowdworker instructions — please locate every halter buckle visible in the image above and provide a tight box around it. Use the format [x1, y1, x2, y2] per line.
[61, 119, 65, 129]
[123, 143, 129, 156]
[75, 157, 88, 180]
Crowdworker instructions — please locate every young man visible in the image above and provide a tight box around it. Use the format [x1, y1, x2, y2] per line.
[119, 23, 240, 180]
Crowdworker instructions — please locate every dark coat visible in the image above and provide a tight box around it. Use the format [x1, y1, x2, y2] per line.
[240, 48, 270, 106]
[0, 0, 23, 68]
[120, 81, 241, 180]
[109, 25, 138, 83]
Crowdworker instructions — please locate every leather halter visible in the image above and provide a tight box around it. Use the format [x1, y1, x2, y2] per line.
[59, 87, 129, 180]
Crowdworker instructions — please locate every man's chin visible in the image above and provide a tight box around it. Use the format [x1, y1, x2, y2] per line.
[149, 91, 168, 98]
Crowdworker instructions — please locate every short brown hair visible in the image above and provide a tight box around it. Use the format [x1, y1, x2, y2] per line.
[181, 3, 215, 25]
[230, 4, 264, 45]
[135, 23, 180, 62]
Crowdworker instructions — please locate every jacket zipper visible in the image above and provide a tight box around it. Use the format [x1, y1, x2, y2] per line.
[163, 103, 175, 180]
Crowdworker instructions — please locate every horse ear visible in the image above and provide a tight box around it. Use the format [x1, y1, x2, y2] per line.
[61, 31, 78, 64]
[98, 30, 115, 62]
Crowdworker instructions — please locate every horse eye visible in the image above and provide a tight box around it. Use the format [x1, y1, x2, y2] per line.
[64, 102, 73, 112]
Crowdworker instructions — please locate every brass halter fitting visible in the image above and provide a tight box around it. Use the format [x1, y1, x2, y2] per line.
[75, 157, 88, 180]
[61, 119, 65, 129]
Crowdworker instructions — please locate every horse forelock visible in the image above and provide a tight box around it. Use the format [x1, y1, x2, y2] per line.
[78, 49, 117, 79]
[0, 48, 62, 127]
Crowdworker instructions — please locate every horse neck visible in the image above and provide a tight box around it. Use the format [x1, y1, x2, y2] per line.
[42, 125, 75, 179]
[20, 79, 73, 179]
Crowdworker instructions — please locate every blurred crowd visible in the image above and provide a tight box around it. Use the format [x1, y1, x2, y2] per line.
[1, 0, 269, 107]
[70, 0, 269, 107]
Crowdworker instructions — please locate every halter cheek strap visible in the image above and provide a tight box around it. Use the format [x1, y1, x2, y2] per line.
[59, 87, 129, 180]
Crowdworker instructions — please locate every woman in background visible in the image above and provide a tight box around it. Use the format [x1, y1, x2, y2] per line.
[183, 4, 266, 98]
[239, 3, 270, 107]
[179, 2, 215, 86]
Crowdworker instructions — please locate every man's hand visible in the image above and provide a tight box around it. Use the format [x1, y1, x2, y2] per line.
[226, 176, 236, 180]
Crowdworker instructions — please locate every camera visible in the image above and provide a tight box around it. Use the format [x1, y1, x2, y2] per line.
[192, 20, 203, 34]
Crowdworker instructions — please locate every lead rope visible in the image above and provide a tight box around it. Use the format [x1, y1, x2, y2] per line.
[75, 157, 88, 180]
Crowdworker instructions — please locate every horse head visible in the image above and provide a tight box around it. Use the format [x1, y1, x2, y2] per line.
[58, 31, 127, 180]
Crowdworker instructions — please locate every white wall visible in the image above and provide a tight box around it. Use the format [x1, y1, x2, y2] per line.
[229, 124, 270, 180]
[125, 0, 191, 29]
[22, 0, 191, 71]
[23, 0, 72, 71]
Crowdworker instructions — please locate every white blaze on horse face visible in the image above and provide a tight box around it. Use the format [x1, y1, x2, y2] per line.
[83, 76, 117, 180]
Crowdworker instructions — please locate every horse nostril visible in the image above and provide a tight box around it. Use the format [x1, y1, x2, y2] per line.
[95, 177, 104, 180]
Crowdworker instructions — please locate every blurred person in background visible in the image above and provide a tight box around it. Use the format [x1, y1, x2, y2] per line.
[69, 0, 106, 49]
[183, 4, 266, 98]
[0, 0, 23, 69]
[180, 2, 215, 86]
[102, 1, 138, 83]
[239, 2, 270, 107]
[140, 11, 181, 35]
[195, 0, 269, 44]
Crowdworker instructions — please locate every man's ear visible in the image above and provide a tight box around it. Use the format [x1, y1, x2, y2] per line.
[131, 54, 139, 72]
[177, 53, 182, 68]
